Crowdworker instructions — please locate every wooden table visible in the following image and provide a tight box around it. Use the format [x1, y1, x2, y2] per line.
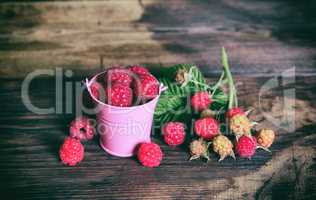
[0, 0, 316, 199]
[0, 75, 315, 199]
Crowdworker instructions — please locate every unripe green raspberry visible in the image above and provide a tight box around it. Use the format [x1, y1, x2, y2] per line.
[256, 129, 275, 148]
[189, 138, 209, 161]
[200, 109, 216, 118]
[213, 135, 235, 161]
[230, 114, 252, 139]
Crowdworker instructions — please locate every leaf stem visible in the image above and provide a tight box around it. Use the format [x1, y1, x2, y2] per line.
[211, 71, 225, 97]
[189, 79, 212, 91]
[221, 47, 237, 109]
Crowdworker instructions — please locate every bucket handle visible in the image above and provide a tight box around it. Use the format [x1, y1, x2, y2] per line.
[159, 83, 168, 93]
[84, 78, 92, 96]
[85, 78, 90, 88]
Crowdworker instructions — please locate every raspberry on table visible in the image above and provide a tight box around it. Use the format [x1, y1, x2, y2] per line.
[229, 114, 252, 139]
[235, 135, 257, 159]
[194, 117, 219, 140]
[191, 91, 212, 111]
[212, 135, 235, 162]
[70, 116, 95, 141]
[189, 138, 210, 161]
[137, 142, 163, 167]
[162, 122, 186, 146]
[256, 129, 275, 148]
[59, 137, 84, 166]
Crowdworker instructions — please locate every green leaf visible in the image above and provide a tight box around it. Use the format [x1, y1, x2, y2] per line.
[154, 63, 228, 126]
[155, 64, 208, 125]
[154, 77, 189, 123]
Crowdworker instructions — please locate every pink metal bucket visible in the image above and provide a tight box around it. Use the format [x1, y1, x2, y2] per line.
[85, 71, 166, 157]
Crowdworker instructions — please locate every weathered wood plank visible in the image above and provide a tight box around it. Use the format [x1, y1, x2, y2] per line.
[0, 0, 316, 78]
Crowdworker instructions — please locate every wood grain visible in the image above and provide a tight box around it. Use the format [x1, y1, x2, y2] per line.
[0, 0, 316, 78]
[0, 76, 315, 199]
[0, 0, 315, 199]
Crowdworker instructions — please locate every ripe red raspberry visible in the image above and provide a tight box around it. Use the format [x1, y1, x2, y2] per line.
[134, 74, 159, 100]
[194, 117, 219, 140]
[162, 122, 186, 146]
[235, 135, 257, 159]
[137, 142, 163, 167]
[191, 91, 212, 111]
[90, 82, 103, 100]
[128, 65, 149, 75]
[106, 67, 132, 86]
[59, 137, 84, 166]
[106, 83, 133, 107]
[70, 116, 95, 141]
[226, 107, 245, 119]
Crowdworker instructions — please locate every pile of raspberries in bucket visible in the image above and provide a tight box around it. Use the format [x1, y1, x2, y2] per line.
[90, 65, 159, 106]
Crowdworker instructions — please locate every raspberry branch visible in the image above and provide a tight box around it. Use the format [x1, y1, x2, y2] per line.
[221, 47, 238, 109]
